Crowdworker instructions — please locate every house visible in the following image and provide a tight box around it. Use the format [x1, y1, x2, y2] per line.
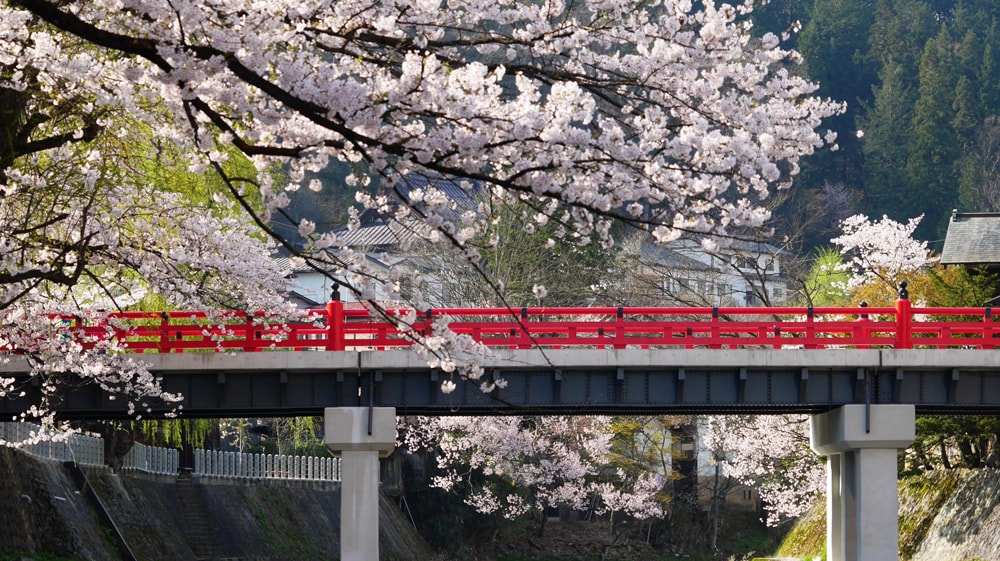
[275, 252, 405, 308]
[940, 211, 1000, 276]
[277, 174, 479, 308]
[622, 235, 789, 306]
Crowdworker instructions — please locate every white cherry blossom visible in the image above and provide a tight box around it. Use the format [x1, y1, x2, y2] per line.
[832, 214, 929, 290]
[0, 0, 842, 418]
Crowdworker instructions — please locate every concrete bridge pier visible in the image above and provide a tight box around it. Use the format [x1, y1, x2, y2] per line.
[811, 404, 915, 561]
[325, 407, 397, 561]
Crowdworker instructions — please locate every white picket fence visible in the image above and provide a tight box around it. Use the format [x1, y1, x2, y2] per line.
[1, 422, 341, 481]
[123, 442, 179, 475]
[0, 422, 105, 466]
[195, 449, 341, 481]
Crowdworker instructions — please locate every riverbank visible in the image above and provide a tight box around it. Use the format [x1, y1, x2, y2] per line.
[0, 446, 431, 561]
[775, 467, 1000, 561]
[8, 444, 1000, 561]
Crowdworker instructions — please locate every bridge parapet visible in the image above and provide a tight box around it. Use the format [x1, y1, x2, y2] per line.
[16, 300, 997, 354]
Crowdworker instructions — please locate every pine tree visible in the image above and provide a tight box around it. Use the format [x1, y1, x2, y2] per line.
[906, 29, 963, 238]
[796, 0, 877, 186]
[979, 22, 1000, 116]
[861, 63, 918, 215]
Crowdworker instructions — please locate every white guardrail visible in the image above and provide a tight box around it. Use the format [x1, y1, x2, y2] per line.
[1, 422, 341, 481]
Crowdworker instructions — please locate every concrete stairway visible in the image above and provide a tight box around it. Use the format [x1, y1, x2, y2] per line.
[175, 472, 218, 560]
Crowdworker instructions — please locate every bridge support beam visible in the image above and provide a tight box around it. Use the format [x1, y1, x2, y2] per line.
[325, 407, 396, 561]
[811, 404, 914, 561]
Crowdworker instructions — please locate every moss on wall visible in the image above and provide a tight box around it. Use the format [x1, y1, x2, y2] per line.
[775, 470, 993, 561]
[0, 448, 119, 560]
[773, 498, 826, 560]
[898, 469, 963, 559]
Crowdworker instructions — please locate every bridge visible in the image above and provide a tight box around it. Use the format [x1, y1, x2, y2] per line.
[1, 291, 997, 561]
[1, 295, 997, 419]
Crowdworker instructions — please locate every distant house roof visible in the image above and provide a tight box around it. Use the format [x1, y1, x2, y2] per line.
[341, 174, 480, 251]
[334, 221, 416, 251]
[390, 174, 479, 221]
[940, 212, 1000, 267]
[640, 239, 712, 271]
[640, 237, 781, 269]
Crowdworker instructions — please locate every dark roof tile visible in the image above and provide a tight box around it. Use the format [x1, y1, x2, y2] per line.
[941, 212, 1000, 265]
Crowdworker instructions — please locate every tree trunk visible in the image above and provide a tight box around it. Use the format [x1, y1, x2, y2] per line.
[709, 460, 720, 552]
[957, 438, 981, 468]
[100, 424, 135, 474]
[939, 439, 952, 469]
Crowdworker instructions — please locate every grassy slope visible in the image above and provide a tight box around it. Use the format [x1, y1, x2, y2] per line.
[769, 469, 970, 561]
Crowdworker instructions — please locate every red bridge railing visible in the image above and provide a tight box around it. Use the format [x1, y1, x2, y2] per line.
[42, 297, 997, 353]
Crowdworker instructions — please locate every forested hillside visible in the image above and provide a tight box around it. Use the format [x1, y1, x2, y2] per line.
[754, 0, 1000, 247]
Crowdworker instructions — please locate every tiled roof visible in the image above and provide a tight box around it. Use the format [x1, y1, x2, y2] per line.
[333, 221, 416, 249]
[391, 174, 479, 221]
[940, 212, 1000, 265]
[640, 240, 712, 271]
[335, 174, 480, 250]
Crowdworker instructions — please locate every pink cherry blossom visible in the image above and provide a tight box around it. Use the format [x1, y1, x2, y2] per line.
[0, 0, 842, 423]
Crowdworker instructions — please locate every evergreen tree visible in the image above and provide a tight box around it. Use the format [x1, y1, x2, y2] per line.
[906, 29, 962, 239]
[799, 0, 877, 104]
[979, 22, 1000, 117]
[860, 63, 917, 216]
[956, 28, 983, 80]
[796, 0, 876, 188]
[952, 75, 981, 144]
[866, 0, 937, 78]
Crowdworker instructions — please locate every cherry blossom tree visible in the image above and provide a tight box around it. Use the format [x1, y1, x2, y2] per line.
[696, 217, 927, 527]
[0, 90, 292, 435]
[402, 415, 666, 538]
[2, 0, 843, 423]
[703, 414, 824, 527]
[830, 213, 929, 300]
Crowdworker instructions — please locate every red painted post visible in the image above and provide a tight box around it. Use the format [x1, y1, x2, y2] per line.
[805, 307, 816, 349]
[895, 281, 912, 349]
[708, 306, 722, 349]
[985, 308, 995, 349]
[855, 301, 870, 349]
[245, 312, 260, 352]
[615, 307, 626, 349]
[326, 300, 345, 351]
[159, 311, 171, 353]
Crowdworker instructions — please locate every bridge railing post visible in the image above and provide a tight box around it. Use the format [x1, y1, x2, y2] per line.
[245, 312, 261, 352]
[615, 307, 625, 349]
[326, 300, 345, 351]
[805, 307, 816, 349]
[158, 311, 171, 353]
[854, 301, 870, 349]
[895, 281, 912, 349]
[984, 308, 994, 349]
[709, 307, 721, 349]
